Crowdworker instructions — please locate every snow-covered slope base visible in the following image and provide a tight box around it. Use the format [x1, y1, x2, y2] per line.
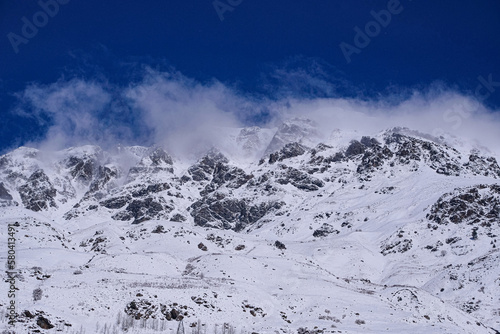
[0, 122, 499, 333]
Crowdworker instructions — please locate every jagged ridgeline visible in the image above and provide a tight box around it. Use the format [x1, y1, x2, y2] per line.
[1, 119, 500, 333]
[1, 122, 499, 229]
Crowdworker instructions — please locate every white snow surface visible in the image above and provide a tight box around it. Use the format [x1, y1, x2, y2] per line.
[0, 122, 499, 334]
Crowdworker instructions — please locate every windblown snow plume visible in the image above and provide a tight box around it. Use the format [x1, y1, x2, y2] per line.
[13, 68, 500, 159]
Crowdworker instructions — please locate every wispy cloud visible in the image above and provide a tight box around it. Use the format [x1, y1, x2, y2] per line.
[12, 65, 500, 158]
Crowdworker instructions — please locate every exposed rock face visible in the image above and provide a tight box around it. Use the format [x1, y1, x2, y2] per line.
[381, 236, 413, 255]
[66, 156, 96, 184]
[88, 165, 119, 194]
[128, 147, 174, 180]
[382, 183, 500, 258]
[356, 143, 394, 174]
[427, 184, 500, 230]
[149, 147, 173, 166]
[268, 142, 307, 164]
[125, 299, 190, 321]
[37, 316, 54, 329]
[384, 132, 462, 176]
[345, 140, 366, 157]
[274, 240, 286, 250]
[112, 196, 173, 224]
[3, 126, 500, 332]
[187, 149, 229, 182]
[309, 131, 499, 180]
[18, 170, 57, 211]
[101, 196, 132, 209]
[0, 182, 13, 200]
[2, 129, 500, 237]
[464, 154, 500, 178]
[275, 166, 324, 191]
[200, 164, 253, 196]
[190, 193, 284, 231]
[313, 223, 340, 238]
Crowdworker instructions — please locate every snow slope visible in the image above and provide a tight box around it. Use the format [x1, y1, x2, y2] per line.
[0, 121, 499, 333]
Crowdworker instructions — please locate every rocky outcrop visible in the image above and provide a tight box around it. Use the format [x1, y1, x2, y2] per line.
[101, 195, 132, 209]
[128, 147, 174, 179]
[313, 223, 340, 238]
[186, 149, 229, 182]
[345, 140, 366, 157]
[0, 182, 13, 200]
[427, 184, 500, 230]
[384, 132, 462, 176]
[65, 155, 97, 184]
[18, 170, 57, 211]
[87, 165, 119, 194]
[148, 147, 173, 166]
[463, 154, 500, 178]
[112, 196, 173, 224]
[201, 164, 253, 195]
[190, 192, 284, 231]
[275, 166, 324, 191]
[268, 142, 307, 164]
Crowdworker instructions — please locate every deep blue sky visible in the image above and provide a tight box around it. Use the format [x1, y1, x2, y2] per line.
[0, 0, 499, 152]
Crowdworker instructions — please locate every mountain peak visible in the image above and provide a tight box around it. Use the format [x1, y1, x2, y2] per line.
[265, 117, 322, 154]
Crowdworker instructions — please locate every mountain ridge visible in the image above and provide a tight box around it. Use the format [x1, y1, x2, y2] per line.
[0, 121, 499, 333]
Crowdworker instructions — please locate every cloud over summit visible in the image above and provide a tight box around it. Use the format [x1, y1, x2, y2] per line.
[12, 67, 500, 158]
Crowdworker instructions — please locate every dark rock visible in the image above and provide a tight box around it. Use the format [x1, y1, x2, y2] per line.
[313, 223, 340, 237]
[190, 193, 284, 231]
[197, 243, 208, 251]
[152, 225, 165, 233]
[128, 165, 174, 176]
[131, 183, 171, 197]
[113, 197, 171, 224]
[149, 147, 173, 166]
[0, 182, 13, 200]
[357, 145, 393, 174]
[88, 166, 118, 193]
[24, 310, 35, 318]
[274, 240, 286, 250]
[37, 316, 54, 329]
[311, 143, 333, 156]
[188, 150, 229, 181]
[66, 156, 96, 184]
[170, 214, 186, 222]
[360, 136, 380, 148]
[427, 184, 500, 228]
[18, 170, 57, 211]
[170, 309, 179, 319]
[201, 164, 253, 195]
[324, 152, 345, 163]
[464, 155, 500, 178]
[101, 195, 131, 209]
[268, 142, 307, 164]
[276, 167, 324, 191]
[381, 238, 413, 255]
[384, 132, 462, 175]
[345, 140, 366, 157]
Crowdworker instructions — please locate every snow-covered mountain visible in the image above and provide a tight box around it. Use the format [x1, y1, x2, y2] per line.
[1, 120, 499, 333]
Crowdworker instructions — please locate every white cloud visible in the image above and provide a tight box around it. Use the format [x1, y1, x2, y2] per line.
[13, 67, 500, 158]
